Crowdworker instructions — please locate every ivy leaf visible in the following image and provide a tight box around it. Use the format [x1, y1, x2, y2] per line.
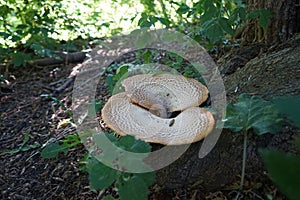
[223, 93, 282, 135]
[86, 156, 117, 190]
[261, 149, 300, 200]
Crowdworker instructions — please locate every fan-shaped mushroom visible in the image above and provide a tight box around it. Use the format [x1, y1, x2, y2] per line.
[122, 74, 209, 112]
[101, 73, 215, 145]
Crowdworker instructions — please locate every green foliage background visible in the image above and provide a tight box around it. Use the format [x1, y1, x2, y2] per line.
[0, 0, 272, 67]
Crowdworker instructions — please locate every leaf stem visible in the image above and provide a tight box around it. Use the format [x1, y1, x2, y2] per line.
[240, 130, 248, 190]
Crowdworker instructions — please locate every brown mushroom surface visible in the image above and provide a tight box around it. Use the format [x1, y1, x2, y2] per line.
[101, 73, 214, 145]
[101, 93, 214, 145]
[122, 74, 209, 112]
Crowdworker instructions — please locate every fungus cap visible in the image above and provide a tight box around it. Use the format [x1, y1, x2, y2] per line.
[101, 93, 214, 145]
[122, 74, 209, 112]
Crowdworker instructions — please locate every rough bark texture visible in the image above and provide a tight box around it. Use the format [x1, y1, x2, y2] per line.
[156, 34, 300, 191]
[242, 0, 299, 44]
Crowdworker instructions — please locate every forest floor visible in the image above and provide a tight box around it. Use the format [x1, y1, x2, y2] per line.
[0, 48, 290, 200]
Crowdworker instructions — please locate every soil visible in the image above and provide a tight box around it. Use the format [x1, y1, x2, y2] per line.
[1, 34, 299, 199]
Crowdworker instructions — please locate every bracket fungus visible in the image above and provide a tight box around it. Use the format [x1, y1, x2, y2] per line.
[101, 74, 215, 145]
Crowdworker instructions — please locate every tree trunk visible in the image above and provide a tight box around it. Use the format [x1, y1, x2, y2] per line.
[242, 0, 299, 45]
[156, 33, 300, 191]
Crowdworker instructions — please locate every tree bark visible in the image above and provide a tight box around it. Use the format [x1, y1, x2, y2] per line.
[156, 33, 300, 191]
[242, 0, 299, 45]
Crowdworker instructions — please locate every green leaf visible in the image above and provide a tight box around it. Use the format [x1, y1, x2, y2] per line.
[102, 195, 115, 200]
[0, 132, 40, 155]
[272, 96, 300, 128]
[105, 75, 115, 93]
[223, 93, 282, 135]
[206, 23, 223, 43]
[41, 142, 69, 158]
[218, 17, 234, 36]
[259, 9, 272, 30]
[142, 50, 152, 64]
[156, 17, 170, 26]
[135, 172, 156, 186]
[261, 149, 300, 200]
[117, 175, 148, 200]
[86, 156, 117, 190]
[138, 13, 152, 28]
[88, 100, 104, 116]
[201, 2, 218, 23]
[114, 65, 128, 82]
[248, 10, 260, 19]
[119, 135, 151, 153]
[10, 52, 31, 67]
[176, 4, 190, 15]
[61, 134, 81, 147]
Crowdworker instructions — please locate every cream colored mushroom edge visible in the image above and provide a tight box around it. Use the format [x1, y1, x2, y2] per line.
[101, 73, 215, 145]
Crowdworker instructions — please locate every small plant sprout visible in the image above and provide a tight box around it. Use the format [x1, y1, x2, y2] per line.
[222, 93, 282, 198]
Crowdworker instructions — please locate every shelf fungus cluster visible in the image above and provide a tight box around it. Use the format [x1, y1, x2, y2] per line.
[101, 74, 215, 145]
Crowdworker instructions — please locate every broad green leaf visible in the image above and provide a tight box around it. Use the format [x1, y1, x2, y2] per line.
[261, 149, 300, 200]
[201, 2, 218, 23]
[223, 93, 282, 135]
[272, 96, 300, 128]
[117, 175, 148, 200]
[206, 23, 223, 44]
[41, 142, 68, 158]
[218, 17, 234, 36]
[86, 156, 117, 190]
[135, 172, 156, 186]
[92, 133, 153, 172]
[119, 135, 151, 153]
